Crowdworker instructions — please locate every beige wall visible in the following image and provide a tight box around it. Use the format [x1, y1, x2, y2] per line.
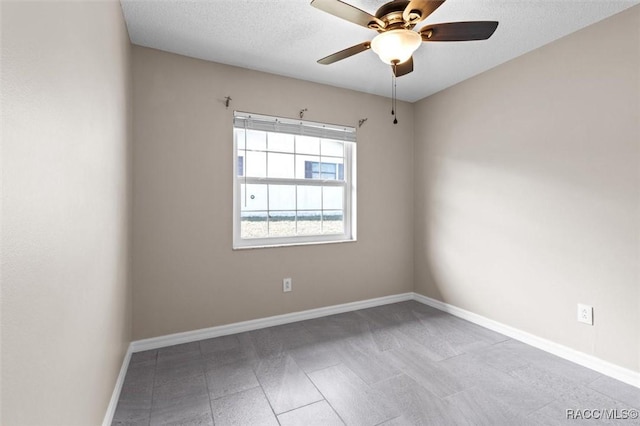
[131, 46, 414, 340]
[414, 6, 640, 372]
[1, 1, 132, 425]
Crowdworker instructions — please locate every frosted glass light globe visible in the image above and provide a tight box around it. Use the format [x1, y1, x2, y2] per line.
[371, 29, 422, 65]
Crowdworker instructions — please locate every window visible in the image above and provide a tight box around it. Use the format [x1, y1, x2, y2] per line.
[233, 111, 357, 249]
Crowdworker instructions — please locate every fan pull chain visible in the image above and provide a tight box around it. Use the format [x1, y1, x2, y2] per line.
[392, 63, 398, 125]
[391, 64, 395, 118]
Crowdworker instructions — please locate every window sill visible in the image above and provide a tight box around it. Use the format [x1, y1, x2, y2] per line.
[232, 238, 357, 250]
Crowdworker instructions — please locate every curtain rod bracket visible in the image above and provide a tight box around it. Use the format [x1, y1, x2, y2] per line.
[299, 108, 308, 119]
[224, 96, 232, 109]
[358, 118, 368, 128]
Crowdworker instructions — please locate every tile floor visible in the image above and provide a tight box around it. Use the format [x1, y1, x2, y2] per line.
[112, 301, 640, 425]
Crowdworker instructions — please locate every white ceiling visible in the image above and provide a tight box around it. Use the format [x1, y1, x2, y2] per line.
[120, 0, 639, 102]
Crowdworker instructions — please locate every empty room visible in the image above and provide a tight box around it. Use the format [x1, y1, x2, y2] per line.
[2, 0, 639, 425]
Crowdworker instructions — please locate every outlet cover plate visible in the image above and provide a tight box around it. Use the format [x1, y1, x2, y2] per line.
[283, 278, 292, 293]
[577, 303, 593, 325]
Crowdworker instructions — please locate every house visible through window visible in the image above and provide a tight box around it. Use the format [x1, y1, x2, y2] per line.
[237, 156, 244, 177]
[233, 111, 357, 248]
[305, 161, 344, 180]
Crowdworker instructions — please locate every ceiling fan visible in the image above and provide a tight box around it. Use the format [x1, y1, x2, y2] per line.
[311, 0, 499, 77]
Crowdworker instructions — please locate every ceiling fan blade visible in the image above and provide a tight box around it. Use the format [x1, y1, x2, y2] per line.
[393, 57, 414, 77]
[403, 0, 446, 24]
[311, 0, 385, 29]
[420, 21, 499, 42]
[318, 42, 371, 65]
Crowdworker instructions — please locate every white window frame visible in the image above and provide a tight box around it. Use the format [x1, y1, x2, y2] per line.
[232, 112, 357, 249]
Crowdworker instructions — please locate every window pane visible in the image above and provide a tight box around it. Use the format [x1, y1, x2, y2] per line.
[296, 135, 320, 155]
[321, 139, 344, 157]
[246, 129, 267, 151]
[268, 185, 296, 211]
[297, 156, 320, 179]
[268, 211, 296, 237]
[245, 151, 266, 178]
[240, 184, 267, 211]
[322, 211, 344, 234]
[322, 186, 343, 210]
[297, 185, 321, 210]
[235, 129, 245, 150]
[320, 163, 337, 179]
[268, 133, 294, 153]
[241, 211, 268, 239]
[267, 153, 294, 179]
[297, 211, 322, 235]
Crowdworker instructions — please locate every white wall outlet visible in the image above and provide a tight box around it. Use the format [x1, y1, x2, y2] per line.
[577, 304, 593, 325]
[283, 278, 292, 293]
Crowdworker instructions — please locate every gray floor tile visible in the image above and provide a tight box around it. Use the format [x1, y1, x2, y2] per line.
[200, 335, 240, 354]
[511, 363, 608, 403]
[150, 393, 213, 426]
[512, 364, 640, 425]
[588, 376, 640, 410]
[123, 360, 156, 388]
[382, 345, 467, 398]
[468, 339, 535, 373]
[445, 386, 539, 426]
[111, 404, 151, 425]
[277, 400, 344, 426]
[155, 354, 205, 387]
[302, 312, 366, 343]
[377, 416, 413, 425]
[205, 358, 259, 400]
[532, 398, 640, 426]
[374, 374, 473, 426]
[336, 340, 401, 385]
[288, 340, 342, 373]
[118, 360, 156, 413]
[130, 350, 158, 366]
[246, 322, 317, 360]
[439, 353, 555, 414]
[254, 353, 323, 414]
[152, 374, 208, 407]
[158, 341, 201, 356]
[308, 364, 399, 426]
[211, 387, 278, 426]
[200, 335, 249, 367]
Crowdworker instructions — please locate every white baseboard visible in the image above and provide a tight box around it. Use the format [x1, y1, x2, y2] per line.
[102, 345, 132, 426]
[412, 292, 640, 389]
[130, 292, 414, 353]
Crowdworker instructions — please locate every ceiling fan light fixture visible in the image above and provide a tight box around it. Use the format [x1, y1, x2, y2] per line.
[371, 29, 421, 65]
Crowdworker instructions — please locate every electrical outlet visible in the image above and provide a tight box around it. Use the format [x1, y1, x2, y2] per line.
[283, 278, 292, 293]
[577, 304, 593, 325]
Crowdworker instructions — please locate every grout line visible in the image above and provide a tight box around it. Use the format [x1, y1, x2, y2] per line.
[303, 366, 349, 426]
[208, 385, 261, 402]
[255, 377, 281, 423]
[275, 399, 326, 417]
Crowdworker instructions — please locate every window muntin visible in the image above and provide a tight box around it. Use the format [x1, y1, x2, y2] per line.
[233, 112, 356, 248]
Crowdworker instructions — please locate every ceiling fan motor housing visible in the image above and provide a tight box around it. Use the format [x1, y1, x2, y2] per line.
[369, 0, 420, 30]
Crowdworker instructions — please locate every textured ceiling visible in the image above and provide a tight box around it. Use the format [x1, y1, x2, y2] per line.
[120, 0, 639, 102]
